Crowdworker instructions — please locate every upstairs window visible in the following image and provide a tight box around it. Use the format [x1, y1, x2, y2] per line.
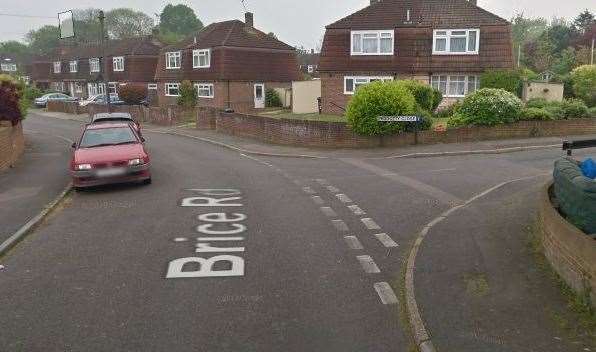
[166, 51, 181, 69]
[69, 60, 77, 73]
[1, 63, 17, 71]
[351, 30, 394, 55]
[193, 49, 211, 68]
[112, 56, 124, 72]
[433, 29, 479, 55]
[53, 61, 61, 73]
[344, 76, 393, 94]
[89, 58, 100, 73]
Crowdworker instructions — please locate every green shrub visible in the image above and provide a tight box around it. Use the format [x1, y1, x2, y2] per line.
[394, 80, 439, 112]
[176, 80, 197, 108]
[404, 109, 432, 132]
[588, 107, 596, 118]
[0, 74, 24, 125]
[119, 84, 147, 105]
[346, 80, 416, 136]
[561, 98, 589, 119]
[431, 89, 443, 111]
[519, 107, 555, 121]
[22, 86, 43, 101]
[480, 70, 523, 96]
[570, 65, 596, 107]
[456, 88, 523, 126]
[435, 100, 462, 119]
[446, 113, 468, 128]
[265, 88, 282, 107]
[525, 98, 550, 109]
[545, 105, 565, 119]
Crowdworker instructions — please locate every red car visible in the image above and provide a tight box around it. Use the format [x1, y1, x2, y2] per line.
[70, 122, 151, 189]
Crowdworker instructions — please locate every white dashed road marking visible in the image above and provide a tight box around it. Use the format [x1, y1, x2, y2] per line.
[331, 220, 349, 232]
[336, 194, 353, 203]
[311, 196, 325, 205]
[374, 282, 399, 305]
[326, 185, 340, 193]
[356, 255, 381, 274]
[320, 207, 338, 217]
[347, 205, 366, 216]
[197, 237, 245, 241]
[374, 233, 399, 248]
[344, 236, 364, 250]
[173, 238, 189, 242]
[361, 218, 381, 230]
[302, 186, 316, 194]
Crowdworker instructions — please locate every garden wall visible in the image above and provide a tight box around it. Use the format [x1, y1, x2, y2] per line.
[0, 121, 25, 170]
[198, 109, 596, 149]
[539, 182, 596, 306]
[87, 105, 196, 126]
[47, 100, 88, 115]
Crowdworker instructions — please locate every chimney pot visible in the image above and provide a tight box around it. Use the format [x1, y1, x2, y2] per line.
[245, 12, 254, 28]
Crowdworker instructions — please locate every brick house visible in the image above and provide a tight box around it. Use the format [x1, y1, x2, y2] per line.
[32, 37, 162, 100]
[319, 0, 514, 114]
[154, 12, 300, 112]
[0, 54, 31, 84]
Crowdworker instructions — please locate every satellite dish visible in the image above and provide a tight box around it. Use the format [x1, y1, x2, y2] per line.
[58, 10, 75, 39]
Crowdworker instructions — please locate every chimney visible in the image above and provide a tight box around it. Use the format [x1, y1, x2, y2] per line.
[245, 12, 254, 28]
[468, 0, 477, 5]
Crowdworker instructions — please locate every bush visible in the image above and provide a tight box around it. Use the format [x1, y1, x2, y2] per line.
[456, 88, 523, 126]
[519, 107, 555, 121]
[404, 109, 432, 132]
[435, 100, 462, 119]
[589, 107, 596, 118]
[394, 80, 440, 112]
[446, 113, 468, 128]
[570, 65, 596, 107]
[119, 84, 147, 105]
[480, 70, 523, 96]
[545, 105, 566, 119]
[177, 80, 197, 108]
[0, 74, 24, 125]
[525, 98, 550, 109]
[346, 80, 416, 136]
[265, 88, 282, 107]
[23, 86, 43, 102]
[561, 98, 589, 119]
[431, 89, 443, 111]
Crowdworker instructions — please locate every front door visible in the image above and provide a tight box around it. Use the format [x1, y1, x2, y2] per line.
[69, 82, 75, 97]
[254, 83, 265, 109]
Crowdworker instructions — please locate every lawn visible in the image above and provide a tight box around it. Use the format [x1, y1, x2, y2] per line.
[259, 109, 346, 123]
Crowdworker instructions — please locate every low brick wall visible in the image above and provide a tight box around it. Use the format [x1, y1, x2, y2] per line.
[538, 183, 596, 305]
[0, 121, 25, 170]
[87, 105, 196, 126]
[199, 110, 596, 149]
[47, 100, 88, 115]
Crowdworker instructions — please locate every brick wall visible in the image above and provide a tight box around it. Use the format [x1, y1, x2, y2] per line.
[0, 121, 25, 170]
[87, 104, 196, 126]
[47, 100, 88, 115]
[539, 183, 596, 305]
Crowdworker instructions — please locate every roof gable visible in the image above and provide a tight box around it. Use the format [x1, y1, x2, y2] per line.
[327, 0, 509, 29]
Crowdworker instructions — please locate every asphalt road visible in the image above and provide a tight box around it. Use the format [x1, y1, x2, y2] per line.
[0, 113, 594, 351]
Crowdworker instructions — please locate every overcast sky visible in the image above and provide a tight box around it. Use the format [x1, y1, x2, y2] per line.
[0, 0, 594, 49]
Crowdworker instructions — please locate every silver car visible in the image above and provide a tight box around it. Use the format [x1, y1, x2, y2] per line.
[34, 93, 75, 108]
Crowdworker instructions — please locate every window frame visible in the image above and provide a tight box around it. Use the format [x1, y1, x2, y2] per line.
[343, 76, 394, 95]
[89, 58, 100, 73]
[1, 63, 17, 71]
[430, 74, 479, 98]
[194, 83, 214, 98]
[69, 60, 77, 73]
[53, 61, 61, 74]
[350, 30, 394, 56]
[147, 83, 158, 90]
[192, 49, 211, 68]
[432, 29, 479, 55]
[166, 51, 182, 69]
[112, 56, 124, 72]
[164, 82, 180, 97]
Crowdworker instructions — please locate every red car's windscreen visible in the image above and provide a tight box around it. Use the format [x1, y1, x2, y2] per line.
[79, 127, 137, 148]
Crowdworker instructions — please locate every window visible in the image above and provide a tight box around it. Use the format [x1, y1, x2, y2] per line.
[112, 56, 124, 71]
[108, 82, 117, 96]
[53, 61, 61, 73]
[165, 83, 180, 96]
[74, 82, 82, 93]
[307, 65, 315, 73]
[166, 51, 181, 69]
[431, 75, 479, 97]
[69, 60, 77, 73]
[98, 83, 105, 95]
[1, 63, 17, 71]
[351, 30, 394, 55]
[87, 83, 98, 96]
[344, 76, 393, 94]
[52, 81, 64, 91]
[89, 58, 100, 73]
[148, 83, 158, 90]
[192, 49, 210, 68]
[433, 29, 479, 55]
[194, 83, 214, 98]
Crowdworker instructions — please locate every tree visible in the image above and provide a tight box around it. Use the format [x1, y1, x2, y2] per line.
[106, 8, 154, 39]
[572, 10, 595, 34]
[177, 80, 197, 108]
[570, 65, 596, 107]
[26, 25, 60, 55]
[71, 8, 102, 43]
[0, 41, 31, 62]
[159, 4, 203, 41]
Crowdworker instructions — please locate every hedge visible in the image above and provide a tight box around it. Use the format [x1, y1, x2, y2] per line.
[455, 88, 523, 126]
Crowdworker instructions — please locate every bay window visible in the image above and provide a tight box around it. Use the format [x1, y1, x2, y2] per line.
[192, 49, 211, 68]
[344, 76, 393, 94]
[351, 30, 394, 55]
[431, 75, 479, 97]
[433, 29, 479, 55]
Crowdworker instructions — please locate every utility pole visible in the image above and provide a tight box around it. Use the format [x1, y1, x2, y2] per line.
[98, 10, 111, 113]
[517, 44, 521, 68]
[591, 37, 594, 66]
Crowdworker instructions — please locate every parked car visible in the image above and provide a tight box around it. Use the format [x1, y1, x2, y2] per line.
[90, 112, 142, 136]
[34, 93, 76, 108]
[79, 94, 125, 107]
[70, 122, 151, 189]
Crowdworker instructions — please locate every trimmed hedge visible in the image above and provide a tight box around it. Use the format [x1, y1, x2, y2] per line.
[455, 88, 523, 126]
[346, 80, 416, 136]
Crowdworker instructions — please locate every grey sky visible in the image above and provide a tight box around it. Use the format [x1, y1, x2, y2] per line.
[0, 0, 594, 49]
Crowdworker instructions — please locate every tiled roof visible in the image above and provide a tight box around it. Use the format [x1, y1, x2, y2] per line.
[46, 36, 162, 61]
[327, 0, 509, 29]
[164, 20, 295, 52]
